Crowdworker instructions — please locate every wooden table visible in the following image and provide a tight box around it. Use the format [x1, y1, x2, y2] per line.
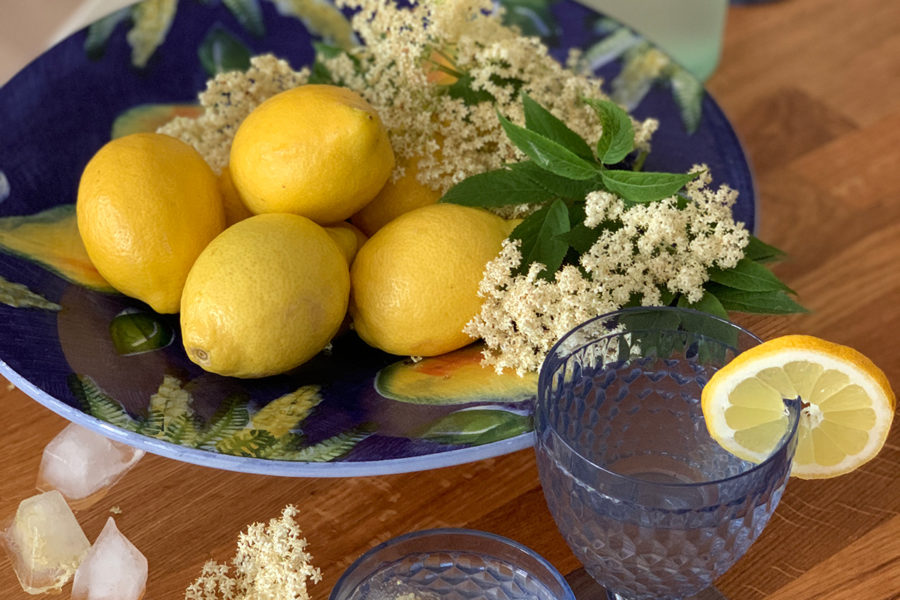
[1, 0, 898, 598]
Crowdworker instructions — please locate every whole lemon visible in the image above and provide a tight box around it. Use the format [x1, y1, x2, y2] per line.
[350, 155, 441, 236]
[350, 203, 513, 357]
[324, 222, 368, 265]
[217, 165, 254, 226]
[76, 133, 225, 314]
[229, 84, 395, 224]
[180, 213, 350, 378]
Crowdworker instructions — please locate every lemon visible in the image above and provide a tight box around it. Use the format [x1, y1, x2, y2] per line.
[76, 133, 224, 314]
[701, 335, 895, 479]
[217, 165, 254, 226]
[350, 203, 512, 357]
[324, 222, 367, 265]
[180, 213, 350, 378]
[350, 155, 441, 236]
[229, 84, 395, 224]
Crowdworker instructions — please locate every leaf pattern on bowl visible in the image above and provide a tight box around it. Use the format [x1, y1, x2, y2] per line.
[69, 373, 370, 461]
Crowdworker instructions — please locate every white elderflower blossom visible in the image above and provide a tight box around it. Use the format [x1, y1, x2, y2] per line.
[159, 55, 309, 173]
[160, 0, 656, 193]
[184, 505, 321, 600]
[468, 165, 749, 374]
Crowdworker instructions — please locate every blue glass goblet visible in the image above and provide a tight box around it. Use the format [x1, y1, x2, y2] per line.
[535, 307, 799, 600]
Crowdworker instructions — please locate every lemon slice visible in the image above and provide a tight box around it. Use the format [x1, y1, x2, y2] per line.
[701, 335, 895, 479]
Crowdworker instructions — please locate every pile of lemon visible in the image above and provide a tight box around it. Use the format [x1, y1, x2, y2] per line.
[77, 84, 512, 378]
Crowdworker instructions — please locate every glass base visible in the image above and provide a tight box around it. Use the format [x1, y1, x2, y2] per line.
[565, 567, 728, 600]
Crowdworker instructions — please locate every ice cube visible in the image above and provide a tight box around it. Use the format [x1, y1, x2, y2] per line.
[0, 490, 90, 594]
[37, 423, 144, 508]
[71, 517, 148, 600]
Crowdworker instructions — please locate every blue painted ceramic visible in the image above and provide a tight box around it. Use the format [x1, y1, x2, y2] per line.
[0, 0, 756, 476]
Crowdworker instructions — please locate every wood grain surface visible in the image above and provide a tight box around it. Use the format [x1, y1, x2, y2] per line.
[1, 0, 898, 598]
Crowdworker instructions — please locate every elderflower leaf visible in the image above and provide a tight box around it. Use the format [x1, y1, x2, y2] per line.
[522, 93, 594, 160]
[583, 98, 635, 165]
[509, 199, 570, 278]
[599, 169, 698, 204]
[198, 24, 252, 76]
[508, 162, 601, 200]
[744, 234, 787, 263]
[448, 72, 496, 105]
[708, 258, 795, 294]
[439, 167, 555, 206]
[497, 112, 600, 180]
[706, 284, 807, 314]
[678, 290, 729, 319]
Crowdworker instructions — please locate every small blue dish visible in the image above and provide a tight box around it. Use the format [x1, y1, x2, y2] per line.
[330, 528, 575, 600]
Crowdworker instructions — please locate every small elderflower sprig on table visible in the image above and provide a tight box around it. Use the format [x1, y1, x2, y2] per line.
[440, 94, 806, 375]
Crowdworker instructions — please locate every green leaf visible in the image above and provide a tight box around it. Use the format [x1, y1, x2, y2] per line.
[677, 291, 738, 353]
[744, 235, 787, 263]
[617, 309, 682, 336]
[522, 93, 594, 160]
[600, 169, 698, 203]
[498, 113, 600, 180]
[0, 275, 60, 311]
[439, 167, 555, 207]
[84, 8, 131, 60]
[222, 0, 264, 37]
[583, 98, 635, 164]
[198, 24, 251, 76]
[556, 202, 598, 253]
[557, 221, 617, 254]
[109, 308, 174, 356]
[447, 73, 496, 105]
[510, 199, 570, 278]
[416, 409, 532, 446]
[707, 284, 808, 314]
[308, 60, 335, 85]
[708, 258, 795, 294]
[68, 375, 139, 431]
[507, 161, 600, 200]
[677, 290, 729, 319]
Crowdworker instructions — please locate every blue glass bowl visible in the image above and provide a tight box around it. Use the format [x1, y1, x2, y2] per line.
[330, 528, 575, 600]
[0, 0, 757, 477]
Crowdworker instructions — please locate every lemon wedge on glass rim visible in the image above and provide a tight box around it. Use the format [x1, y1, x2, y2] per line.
[701, 335, 895, 479]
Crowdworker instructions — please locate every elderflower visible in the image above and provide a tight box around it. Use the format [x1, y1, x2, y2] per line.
[184, 505, 322, 600]
[159, 55, 309, 173]
[468, 165, 749, 375]
[159, 0, 657, 192]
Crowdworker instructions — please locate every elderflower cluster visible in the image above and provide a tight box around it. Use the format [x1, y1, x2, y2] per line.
[467, 166, 749, 375]
[159, 55, 309, 174]
[184, 505, 322, 600]
[326, 0, 657, 192]
[159, 0, 657, 190]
